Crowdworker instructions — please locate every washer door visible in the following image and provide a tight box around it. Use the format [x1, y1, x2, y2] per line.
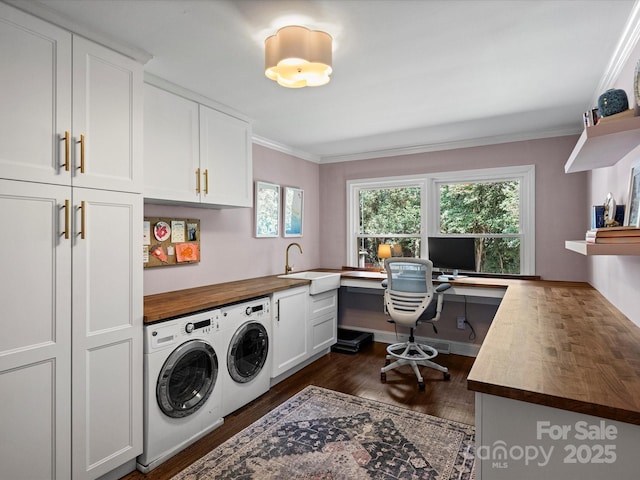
[227, 322, 269, 383]
[156, 339, 218, 418]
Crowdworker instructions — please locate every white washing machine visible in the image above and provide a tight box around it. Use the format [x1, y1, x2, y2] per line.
[137, 309, 225, 473]
[220, 297, 272, 417]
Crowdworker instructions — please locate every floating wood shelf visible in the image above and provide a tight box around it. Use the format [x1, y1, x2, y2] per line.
[564, 115, 640, 173]
[565, 240, 640, 255]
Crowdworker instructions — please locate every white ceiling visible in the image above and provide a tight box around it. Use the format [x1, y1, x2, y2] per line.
[15, 0, 639, 162]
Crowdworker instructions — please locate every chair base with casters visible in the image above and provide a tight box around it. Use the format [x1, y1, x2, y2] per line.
[381, 328, 450, 391]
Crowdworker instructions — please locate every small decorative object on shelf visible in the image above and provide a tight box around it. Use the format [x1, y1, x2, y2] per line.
[591, 204, 625, 228]
[598, 89, 628, 117]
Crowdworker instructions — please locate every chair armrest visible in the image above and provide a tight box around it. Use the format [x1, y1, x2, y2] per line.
[435, 283, 451, 293]
[381, 279, 388, 288]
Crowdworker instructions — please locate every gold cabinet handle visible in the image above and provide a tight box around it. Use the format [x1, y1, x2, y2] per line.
[61, 131, 70, 171]
[62, 199, 70, 239]
[204, 169, 209, 195]
[78, 201, 86, 239]
[196, 168, 201, 193]
[78, 134, 85, 173]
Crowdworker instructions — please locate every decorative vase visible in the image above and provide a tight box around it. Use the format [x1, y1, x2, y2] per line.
[597, 88, 628, 117]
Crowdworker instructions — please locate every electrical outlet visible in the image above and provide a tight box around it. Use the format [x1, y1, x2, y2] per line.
[457, 316, 466, 329]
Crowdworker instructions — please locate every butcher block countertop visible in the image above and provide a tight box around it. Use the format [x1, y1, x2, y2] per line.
[467, 279, 640, 425]
[144, 272, 640, 425]
[143, 275, 311, 323]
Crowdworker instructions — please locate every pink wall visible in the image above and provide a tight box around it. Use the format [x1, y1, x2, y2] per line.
[143, 144, 321, 295]
[318, 136, 589, 282]
[588, 43, 640, 326]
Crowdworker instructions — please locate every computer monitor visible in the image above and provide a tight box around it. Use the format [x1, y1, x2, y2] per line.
[427, 237, 476, 276]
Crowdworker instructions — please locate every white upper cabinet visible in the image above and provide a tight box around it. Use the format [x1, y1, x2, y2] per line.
[71, 37, 143, 193]
[200, 104, 253, 207]
[144, 82, 253, 208]
[143, 83, 200, 202]
[0, 5, 72, 185]
[0, 4, 142, 193]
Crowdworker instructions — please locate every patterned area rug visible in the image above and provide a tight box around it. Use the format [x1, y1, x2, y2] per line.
[172, 386, 475, 480]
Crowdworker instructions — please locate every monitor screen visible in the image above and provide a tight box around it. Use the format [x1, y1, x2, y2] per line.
[427, 237, 476, 272]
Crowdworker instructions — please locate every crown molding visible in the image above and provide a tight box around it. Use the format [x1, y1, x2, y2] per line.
[252, 127, 581, 165]
[251, 135, 321, 163]
[590, 0, 640, 106]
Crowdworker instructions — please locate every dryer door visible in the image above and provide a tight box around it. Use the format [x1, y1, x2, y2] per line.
[157, 339, 218, 418]
[227, 322, 269, 383]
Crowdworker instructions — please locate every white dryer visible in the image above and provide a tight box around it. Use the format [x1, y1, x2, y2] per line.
[137, 309, 225, 473]
[220, 297, 272, 417]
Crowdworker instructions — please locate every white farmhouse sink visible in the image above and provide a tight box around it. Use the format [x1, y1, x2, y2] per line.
[278, 271, 341, 294]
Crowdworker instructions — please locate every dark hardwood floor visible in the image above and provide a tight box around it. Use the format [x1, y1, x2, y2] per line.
[122, 341, 475, 479]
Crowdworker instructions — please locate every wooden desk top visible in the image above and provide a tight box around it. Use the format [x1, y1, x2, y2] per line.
[467, 280, 640, 425]
[144, 271, 640, 425]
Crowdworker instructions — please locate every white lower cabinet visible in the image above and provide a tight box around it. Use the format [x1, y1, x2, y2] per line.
[0, 180, 143, 480]
[271, 287, 338, 379]
[271, 286, 309, 378]
[308, 290, 338, 355]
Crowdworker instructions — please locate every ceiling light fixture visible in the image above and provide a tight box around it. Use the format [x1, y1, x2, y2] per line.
[265, 25, 332, 88]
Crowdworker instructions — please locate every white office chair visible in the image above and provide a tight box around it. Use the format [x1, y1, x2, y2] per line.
[380, 258, 451, 391]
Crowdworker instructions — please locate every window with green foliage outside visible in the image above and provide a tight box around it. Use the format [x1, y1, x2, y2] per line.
[347, 166, 534, 275]
[438, 181, 521, 274]
[357, 186, 422, 268]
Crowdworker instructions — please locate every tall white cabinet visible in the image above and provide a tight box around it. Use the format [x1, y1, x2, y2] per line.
[0, 3, 143, 479]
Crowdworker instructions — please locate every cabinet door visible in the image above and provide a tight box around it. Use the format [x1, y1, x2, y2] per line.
[71, 188, 143, 479]
[271, 286, 309, 378]
[200, 105, 253, 207]
[72, 37, 143, 193]
[143, 83, 200, 203]
[0, 180, 72, 480]
[309, 290, 338, 355]
[0, 3, 72, 186]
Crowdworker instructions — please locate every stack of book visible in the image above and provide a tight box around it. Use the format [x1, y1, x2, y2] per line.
[585, 226, 640, 243]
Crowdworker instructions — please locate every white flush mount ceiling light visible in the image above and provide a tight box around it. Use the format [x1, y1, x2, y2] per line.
[265, 25, 333, 88]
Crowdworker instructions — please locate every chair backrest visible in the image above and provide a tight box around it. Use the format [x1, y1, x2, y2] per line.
[383, 258, 435, 327]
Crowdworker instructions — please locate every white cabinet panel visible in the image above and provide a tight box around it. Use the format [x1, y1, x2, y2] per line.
[72, 37, 143, 193]
[0, 4, 72, 185]
[85, 340, 138, 471]
[308, 290, 338, 356]
[0, 179, 72, 479]
[143, 83, 200, 202]
[200, 105, 252, 207]
[271, 286, 309, 377]
[72, 188, 143, 479]
[0, 361, 67, 480]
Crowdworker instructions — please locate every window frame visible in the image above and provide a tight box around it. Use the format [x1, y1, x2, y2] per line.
[346, 165, 535, 275]
[346, 175, 428, 265]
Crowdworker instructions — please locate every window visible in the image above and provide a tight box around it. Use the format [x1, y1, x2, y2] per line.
[347, 166, 535, 275]
[347, 177, 426, 269]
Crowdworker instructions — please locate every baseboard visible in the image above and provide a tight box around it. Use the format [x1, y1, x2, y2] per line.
[337, 326, 480, 357]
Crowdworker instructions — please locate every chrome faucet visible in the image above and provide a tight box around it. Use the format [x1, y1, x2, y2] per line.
[285, 242, 303, 274]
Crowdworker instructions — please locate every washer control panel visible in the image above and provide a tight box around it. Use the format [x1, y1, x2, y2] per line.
[243, 298, 270, 318]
